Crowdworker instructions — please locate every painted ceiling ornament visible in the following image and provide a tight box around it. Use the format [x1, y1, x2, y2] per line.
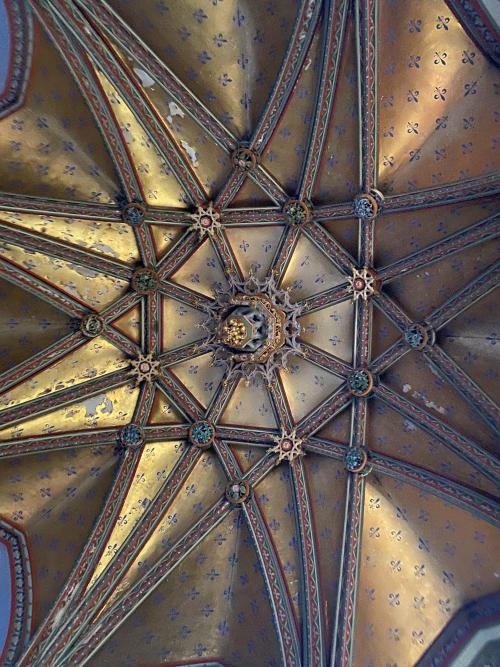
[347, 266, 378, 302]
[353, 188, 384, 219]
[348, 369, 374, 397]
[283, 199, 312, 226]
[232, 146, 258, 171]
[128, 352, 160, 385]
[404, 323, 435, 350]
[79, 313, 104, 338]
[268, 428, 304, 464]
[344, 446, 368, 473]
[131, 267, 159, 294]
[117, 423, 145, 450]
[188, 420, 215, 449]
[201, 271, 302, 384]
[121, 201, 146, 225]
[188, 202, 222, 238]
[225, 479, 251, 505]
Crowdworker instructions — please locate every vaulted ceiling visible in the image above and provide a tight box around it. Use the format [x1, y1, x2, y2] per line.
[0, 1, 499, 666]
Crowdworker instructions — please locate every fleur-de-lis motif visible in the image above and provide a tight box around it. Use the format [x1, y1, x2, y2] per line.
[436, 15, 450, 30]
[434, 51, 447, 65]
[434, 86, 447, 101]
[462, 50, 476, 64]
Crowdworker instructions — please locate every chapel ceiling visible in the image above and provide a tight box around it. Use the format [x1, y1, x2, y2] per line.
[0, 1, 499, 666]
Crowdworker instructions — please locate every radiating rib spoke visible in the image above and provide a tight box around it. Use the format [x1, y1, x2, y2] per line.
[424, 345, 500, 433]
[428, 262, 500, 331]
[33, 2, 142, 201]
[17, 447, 141, 667]
[47, 0, 206, 204]
[378, 213, 500, 283]
[382, 173, 500, 214]
[0, 221, 133, 280]
[300, 0, 350, 199]
[375, 383, 500, 484]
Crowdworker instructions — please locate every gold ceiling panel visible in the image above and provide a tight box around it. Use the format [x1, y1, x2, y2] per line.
[149, 224, 187, 261]
[0, 212, 139, 264]
[96, 71, 189, 207]
[0, 338, 128, 412]
[0, 18, 119, 202]
[321, 217, 359, 260]
[161, 297, 206, 352]
[254, 466, 302, 624]
[106, 0, 300, 138]
[280, 232, 345, 300]
[366, 399, 500, 500]
[0, 446, 119, 630]
[88, 441, 186, 588]
[303, 454, 348, 645]
[170, 237, 228, 298]
[148, 386, 184, 425]
[229, 443, 268, 473]
[228, 176, 278, 207]
[385, 236, 500, 321]
[375, 198, 500, 267]
[0, 383, 140, 441]
[110, 303, 142, 345]
[299, 300, 354, 363]
[170, 352, 226, 410]
[371, 303, 402, 360]
[219, 378, 278, 429]
[313, 20, 359, 204]
[440, 288, 499, 400]
[102, 450, 227, 610]
[261, 23, 323, 191]
[353, 474, 500, 667]
[0, 277, 70, 374]
[88, 513, 283, 667]
[382, 350, 498, 454]
[378, 0, 500, 193]
[316, 404, 352, 444]
[278, 355, 343, 423]
[0, 241, 129, 311]
[109, 42, 234, 199]
[224, 225, 286, 280]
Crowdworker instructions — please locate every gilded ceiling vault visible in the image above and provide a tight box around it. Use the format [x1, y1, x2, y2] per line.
[0, 0, 498, 666]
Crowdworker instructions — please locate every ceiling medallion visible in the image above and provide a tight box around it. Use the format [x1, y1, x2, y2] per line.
[347, 267, 378, 302]
[79, 313, 104, 338]
[353, 189, 384, 219]
[128, 352, 160, 385]
[283, 199, 312, 226]
[268, 428, 304, 464]
[121, 202, 145, 225]
[232, 146, 258, 171]
[348, 369, 374, 397]
[188, 202, 222, 238]
[225, 479, 251, 504]
[405, 323, 435, 350]
[131, 267, 159, 294]
[118, 423, 145, 449]
[201, 273, 302, 384]
[188, 421, 215, 449]
[344, 446, 368, 473]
